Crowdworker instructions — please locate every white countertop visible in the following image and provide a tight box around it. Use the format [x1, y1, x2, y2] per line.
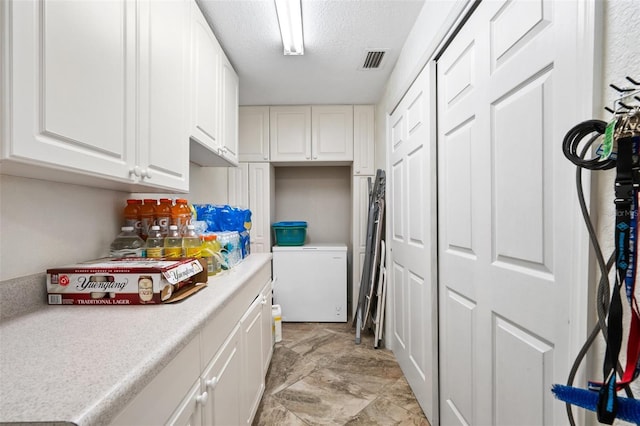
[0, 253, 272, 426]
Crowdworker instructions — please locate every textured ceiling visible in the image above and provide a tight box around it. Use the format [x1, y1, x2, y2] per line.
[197, 0, 426, 106]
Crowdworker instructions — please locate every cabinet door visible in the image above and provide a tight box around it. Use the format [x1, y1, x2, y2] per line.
[227, 163, 249, 208]
[311, 105, 354, 161]
[240, 295, 264, 425]
[191, 2, 221, 152]
[239, 107, 270, 162]
[260, 280, 274, 374]
[220, 54, 239, 163]
[137, 0, 190, 191]
[353, 105, 375, 175]
[111, 337, 201, 426]
[201, 325, 242, 426]
[248, 163, 273, 253]
[5, 0, 136, 181]
[269, 106, 311, 161]
[166, 380, 205, 426]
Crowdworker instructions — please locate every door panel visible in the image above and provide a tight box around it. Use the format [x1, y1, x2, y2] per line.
[388, 63, 438, 423]
[437, 0, 591, 424]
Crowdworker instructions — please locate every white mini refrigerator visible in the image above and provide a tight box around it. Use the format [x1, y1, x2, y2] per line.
[272, 244, 347, 322]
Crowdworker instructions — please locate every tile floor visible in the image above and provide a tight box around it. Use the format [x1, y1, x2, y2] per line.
[253, 322, 430, 426]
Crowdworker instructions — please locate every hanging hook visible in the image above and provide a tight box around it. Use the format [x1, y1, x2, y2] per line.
[626, 76, 640, 86]
[611, 83, 635, 93]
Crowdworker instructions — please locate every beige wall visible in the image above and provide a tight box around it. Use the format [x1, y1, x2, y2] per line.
[273, 166, 351, 247]
[591, 2, 640, 424]
[374, 0, 465, 171]
[0, 163, 230, 282]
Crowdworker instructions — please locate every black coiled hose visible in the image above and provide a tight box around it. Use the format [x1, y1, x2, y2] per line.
[562, 119, 615, 171]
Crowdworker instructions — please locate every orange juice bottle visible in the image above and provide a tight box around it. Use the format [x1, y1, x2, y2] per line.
[123, 199, 142, 234]
[172, 198, 191, 236]
[139, 199, 157, 241]
[156, 198, 173, 236]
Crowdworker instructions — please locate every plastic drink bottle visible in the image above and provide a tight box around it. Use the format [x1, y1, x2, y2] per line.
[145, 225, 164, 258]
[156, 198, 173, 236]
[164, 225, 183, 258]
[110, 226, 145, 258]
[172, 198, 191, 236]
[210, 234, 222, 273]
[183, 225, 201, 258]
[201, 234, 219, 276]
[139, 199, 157, 240]
[123, 199, 142, 233]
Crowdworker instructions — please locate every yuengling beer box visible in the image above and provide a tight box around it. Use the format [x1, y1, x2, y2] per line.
[46, 257, 208, 305]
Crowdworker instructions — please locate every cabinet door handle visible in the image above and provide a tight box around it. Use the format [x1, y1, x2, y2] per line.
[196, 391, 208, 405]
[261, 295, 267, 305]
[313, 155, 318, 160]
[129, 166, 141, 177]
[205, 376, 219, 390]
[141, 168, 152, 179]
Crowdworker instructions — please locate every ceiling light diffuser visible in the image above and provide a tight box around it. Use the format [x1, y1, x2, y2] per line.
[274, 0, 304, 55]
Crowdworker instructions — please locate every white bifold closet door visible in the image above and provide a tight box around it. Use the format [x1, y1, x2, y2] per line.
[388, 63, 439, 423]
[437, 0, 594, 425]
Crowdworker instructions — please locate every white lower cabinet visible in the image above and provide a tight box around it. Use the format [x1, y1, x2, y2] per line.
[241, 293, 266, 425]
[201, 325, 242, 425]
[260, 280, 274, 375]
[110, 337, 202, 426]
[166, 379, 205, 426]
[111, 263, 273, 426]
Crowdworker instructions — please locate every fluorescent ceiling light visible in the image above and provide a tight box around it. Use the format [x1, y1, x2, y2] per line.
[275, 0, 304, 55]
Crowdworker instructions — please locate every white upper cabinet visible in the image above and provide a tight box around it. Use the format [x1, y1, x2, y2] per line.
[189, 2, 238, 167]
[353, 105, 375, 175]
[2, 0, 135, 185]
[270, 105, 354, 163]
[311, 105, 354, 161]
[269, 106, 312, 162]
[220, 54, 239, 164]
[190, 3, 221, 157]
[138, 0, 190, 191]
[238, 107, 270, 162]
[1, 0, 190, 192]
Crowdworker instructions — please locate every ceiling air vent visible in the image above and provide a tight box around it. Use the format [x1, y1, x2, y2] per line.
[360, 50, 387, 70]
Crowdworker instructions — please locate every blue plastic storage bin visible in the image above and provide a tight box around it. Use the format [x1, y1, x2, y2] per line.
[272, 221, 307, 246]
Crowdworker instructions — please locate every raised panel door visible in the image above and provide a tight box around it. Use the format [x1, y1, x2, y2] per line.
[5, 0, 136, 181]
[191, 2, 221, 152]
[220, 55, 239, 164]
[260, 280, 274, 377]
[138, 0, 189, 191]
[248, 163, 273, 253]
[269, 106, 311, 161]
[388, 63, 438, 423]
[227, 163, 249, 208]
[201, 325, 242, 426]
[312, 105, 353, 161]
[240, 295, 264, 425]
[437, 1, 594, 424]
[165, 380, 204, 426]
[239, 107, 270, 162]
[353, 105, 375, 175]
